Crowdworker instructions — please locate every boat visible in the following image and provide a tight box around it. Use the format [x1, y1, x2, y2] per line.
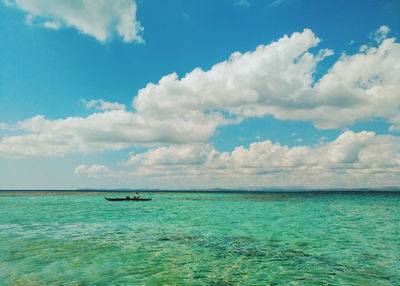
[105, 197, 152, 201]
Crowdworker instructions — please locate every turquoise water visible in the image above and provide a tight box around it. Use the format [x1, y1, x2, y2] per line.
[0, 192, 399, 285]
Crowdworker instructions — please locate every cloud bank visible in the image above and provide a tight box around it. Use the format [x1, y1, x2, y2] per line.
[5, 0, 144, 43]
[134, 27, 400, 130]
[0, 111, 227, 157]
[1, 27, 400, 159]
[124, 131, 400, 173]
[76, 131, 400, 188]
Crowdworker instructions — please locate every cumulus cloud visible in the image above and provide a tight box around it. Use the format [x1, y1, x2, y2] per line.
[124, 131, 399, 171]
[134, 28, 400, 130]
[1, 27, 400, 158]
[6, 0, 144, 43]
[134, 29, 324, 119]
[115, 131, 400, 188]
[82, 99, 126, 111]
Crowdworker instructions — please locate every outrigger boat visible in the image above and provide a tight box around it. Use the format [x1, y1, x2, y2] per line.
[105, 197, 152, 201]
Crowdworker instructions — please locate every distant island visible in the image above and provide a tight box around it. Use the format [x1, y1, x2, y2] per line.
[2, 187, 400, 193]
[79, 187, 400, 193]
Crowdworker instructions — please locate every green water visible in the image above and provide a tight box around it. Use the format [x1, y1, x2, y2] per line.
[0, 192, 399, 285]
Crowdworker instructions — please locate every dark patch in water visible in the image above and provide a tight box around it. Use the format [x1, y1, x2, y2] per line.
[148, 233, 398, 284]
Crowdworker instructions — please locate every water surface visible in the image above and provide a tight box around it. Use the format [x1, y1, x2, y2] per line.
[0, 191, 399, 285]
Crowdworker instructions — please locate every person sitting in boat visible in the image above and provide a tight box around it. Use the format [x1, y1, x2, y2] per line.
[133, 192, 140, 199]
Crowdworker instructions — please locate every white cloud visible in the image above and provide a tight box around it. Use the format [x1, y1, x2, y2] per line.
[134, 28, 400, 130]
[233, 0, 250, 7]
[371, 25, 390, 44]
[271, 0, 287, 7]
[0, 110, 228, 158]
[389, 114, 400, 132]
[24, 14, 34, 25]
[74, 164, 120, 178]
[123, 144, 214, 167]
[0, 123, 9, 130]
[82, 99, 126, 111]
[114, 131, 400, 188]
[42, 21, 60, 29]
[359, 44, 369, 52]
[134, 29, 324, 118]
[7, 0, 144, 43]
[1, 27, 400, 158]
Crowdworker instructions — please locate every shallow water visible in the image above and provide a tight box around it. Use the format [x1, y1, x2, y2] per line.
[0, 191, 399, 285]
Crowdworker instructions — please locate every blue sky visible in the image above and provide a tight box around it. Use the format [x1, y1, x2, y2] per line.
[1, 0, 400, 189]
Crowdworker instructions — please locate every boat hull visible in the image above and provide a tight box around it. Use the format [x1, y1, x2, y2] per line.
[105, 197, 152, 201]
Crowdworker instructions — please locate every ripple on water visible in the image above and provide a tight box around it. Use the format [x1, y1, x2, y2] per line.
[0, 192, 399, 285]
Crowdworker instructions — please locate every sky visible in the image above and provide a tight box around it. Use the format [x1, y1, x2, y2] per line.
[1, 0, 400, 190]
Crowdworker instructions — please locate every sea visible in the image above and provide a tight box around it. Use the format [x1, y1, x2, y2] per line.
[0, 191, 399, 285]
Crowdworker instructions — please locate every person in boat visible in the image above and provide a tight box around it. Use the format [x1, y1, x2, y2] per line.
[133, 192, 140, 199]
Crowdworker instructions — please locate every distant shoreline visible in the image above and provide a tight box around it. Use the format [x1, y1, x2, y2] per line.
[1, 188, 400, 195]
